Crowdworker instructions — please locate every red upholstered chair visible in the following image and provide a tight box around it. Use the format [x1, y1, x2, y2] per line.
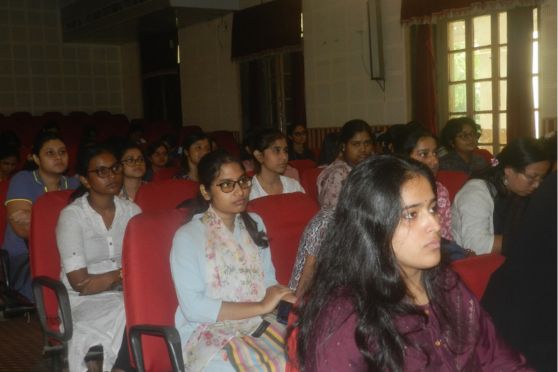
[135, 179, 199, 213]
[29, 190, 75, 368]
[210, 130, 240, 157]
[288, 159, 317, 174]
[152, 166, 179, 182]
[474, 148, 493, 164]
[436, 170, 469, 203]
[299, 167, 324, 203]
[451, 253, 505, 300]
[123, 208, 188, 372]
[247, 192, 319, 285]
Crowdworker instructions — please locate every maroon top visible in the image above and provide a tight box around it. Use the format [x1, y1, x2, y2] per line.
[304, 271, 533, 371]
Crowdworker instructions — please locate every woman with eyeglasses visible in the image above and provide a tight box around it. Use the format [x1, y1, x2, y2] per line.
[452, 138, 550, 255]
[56, 144, 141, 372]
[287, 123, 315, 161]
[2, 132, 80, 302]
[439, 117, 489, 174]
[118, 142, 146, 201]
[171, 150, 295, 371]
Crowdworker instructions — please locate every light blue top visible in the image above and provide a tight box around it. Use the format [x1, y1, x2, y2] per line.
[170, 212, 277, 345]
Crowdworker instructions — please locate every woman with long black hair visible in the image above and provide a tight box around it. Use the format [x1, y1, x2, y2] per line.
[294, 156, 531, 371]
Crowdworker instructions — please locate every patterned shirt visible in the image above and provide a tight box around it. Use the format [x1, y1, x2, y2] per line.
[437, 181, 452, 241]
[317, 159, 351, 209]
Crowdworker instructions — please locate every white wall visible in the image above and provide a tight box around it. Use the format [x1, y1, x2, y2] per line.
[0, 0, 127, 115]
[539, 0, 557, 120]
[178, 14, 242, 132]
[302, 0, 408, 128]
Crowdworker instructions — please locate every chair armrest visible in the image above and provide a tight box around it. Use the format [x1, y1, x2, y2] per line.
[32, 276, 73, 342]
[129, 324, 184, 372]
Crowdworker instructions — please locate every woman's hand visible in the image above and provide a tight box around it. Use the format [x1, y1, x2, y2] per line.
[259, 285, 294, 314]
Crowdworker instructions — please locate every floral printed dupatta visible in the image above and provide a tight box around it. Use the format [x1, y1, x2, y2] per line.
[183, 207, 266, 371]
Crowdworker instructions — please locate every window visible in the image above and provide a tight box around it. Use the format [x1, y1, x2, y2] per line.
[440, 9, 539, 154]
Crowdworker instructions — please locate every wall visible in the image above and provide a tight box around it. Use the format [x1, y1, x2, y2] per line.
[539, 0, 557, 121]
[0, 0, 127, 116]
[178, 14, 242, 132]
[302, 0, 408, 128]
[121, 42, 143, 120]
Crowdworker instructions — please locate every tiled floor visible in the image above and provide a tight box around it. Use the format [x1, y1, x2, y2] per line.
[0, 312, 50, 372]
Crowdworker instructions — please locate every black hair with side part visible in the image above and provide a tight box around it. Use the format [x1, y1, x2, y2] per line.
[440, 117, 481, 150]
[250, 129, 286, 173]
[338, 119, 375, 146]
[179, 150, 269, 248]
[181, 131, 210, 173]
[473, 137, 550, 198]
[32, 131, 66, 156]
[294, 155, 463, 371]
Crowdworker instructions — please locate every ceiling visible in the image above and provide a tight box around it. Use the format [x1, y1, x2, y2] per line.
[60, 0, 241, 43]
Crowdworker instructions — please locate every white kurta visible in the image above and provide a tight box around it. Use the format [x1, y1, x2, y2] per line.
[249, 174, 305, 200]
[56, 194, 141, 372]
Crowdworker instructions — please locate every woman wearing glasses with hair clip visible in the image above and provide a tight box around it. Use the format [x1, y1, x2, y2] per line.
[439, 117, 489, 174]
[56, 144, 141, 372]
[452, 138, 550, 255]
[2, 131, 80, 302]
[117, 142, 147, 201]
[171, 150, 295, 372]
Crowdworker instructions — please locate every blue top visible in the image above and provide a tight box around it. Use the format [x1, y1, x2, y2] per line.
[2, 170, 80, 256]
[170, 212, 277, 345]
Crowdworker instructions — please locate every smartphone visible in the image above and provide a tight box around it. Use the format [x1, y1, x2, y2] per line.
[276, 300, 292, 325]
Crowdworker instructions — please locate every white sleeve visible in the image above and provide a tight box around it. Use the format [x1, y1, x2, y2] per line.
[451, 181, 495, 254]
[56, 207, 87, 273]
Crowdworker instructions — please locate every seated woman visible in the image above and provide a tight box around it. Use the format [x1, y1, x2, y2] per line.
[317, 119, 374, 209]
[171, 150, 294, 371]
[287, 123, 314, 161]
[249, 129, 305, 200]
[439, 117, 489, 174]
[56, 145, 141, 372]
[452, 138, 550, 255]
[294, 156, 532, 371]
[2, 132, 79, 301]
[144, 140, 170, 181]
[118, 142, 146, 201]
[0, 145, 19, 182]
[174, 131, 211, 181]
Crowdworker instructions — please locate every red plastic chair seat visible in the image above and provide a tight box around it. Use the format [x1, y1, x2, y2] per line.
[436, 170, 469, 203]
[135, 179, 199, 213]
[247, 193, 319, 285]
[299, 167, 324, 204]
[451, 253, 505, 300]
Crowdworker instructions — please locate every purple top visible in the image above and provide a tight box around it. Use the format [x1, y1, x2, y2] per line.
[304, 270, 532, 371]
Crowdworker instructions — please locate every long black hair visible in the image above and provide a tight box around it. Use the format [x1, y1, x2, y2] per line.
[295, 155, 459, 371]
[473, 137, 549, 198]
[179, 150, 268, 248]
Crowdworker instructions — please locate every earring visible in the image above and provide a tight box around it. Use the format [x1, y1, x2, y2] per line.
[503, 177, 509, 186]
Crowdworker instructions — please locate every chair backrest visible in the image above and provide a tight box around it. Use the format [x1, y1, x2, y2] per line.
[135, 179, 199, 213]
[123, 208, 187, 372]
[299, 167, 324, 203]
[288, 160, 317, 174]
[247, 193, 319, 285]
[451, 253, 506, 300]
[210, 130, 240, 157]
[436, 170, 469, 203]
[474, 148, 493, 164]
[152, 166, 179, 182]
[29, 190, 73, 330]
